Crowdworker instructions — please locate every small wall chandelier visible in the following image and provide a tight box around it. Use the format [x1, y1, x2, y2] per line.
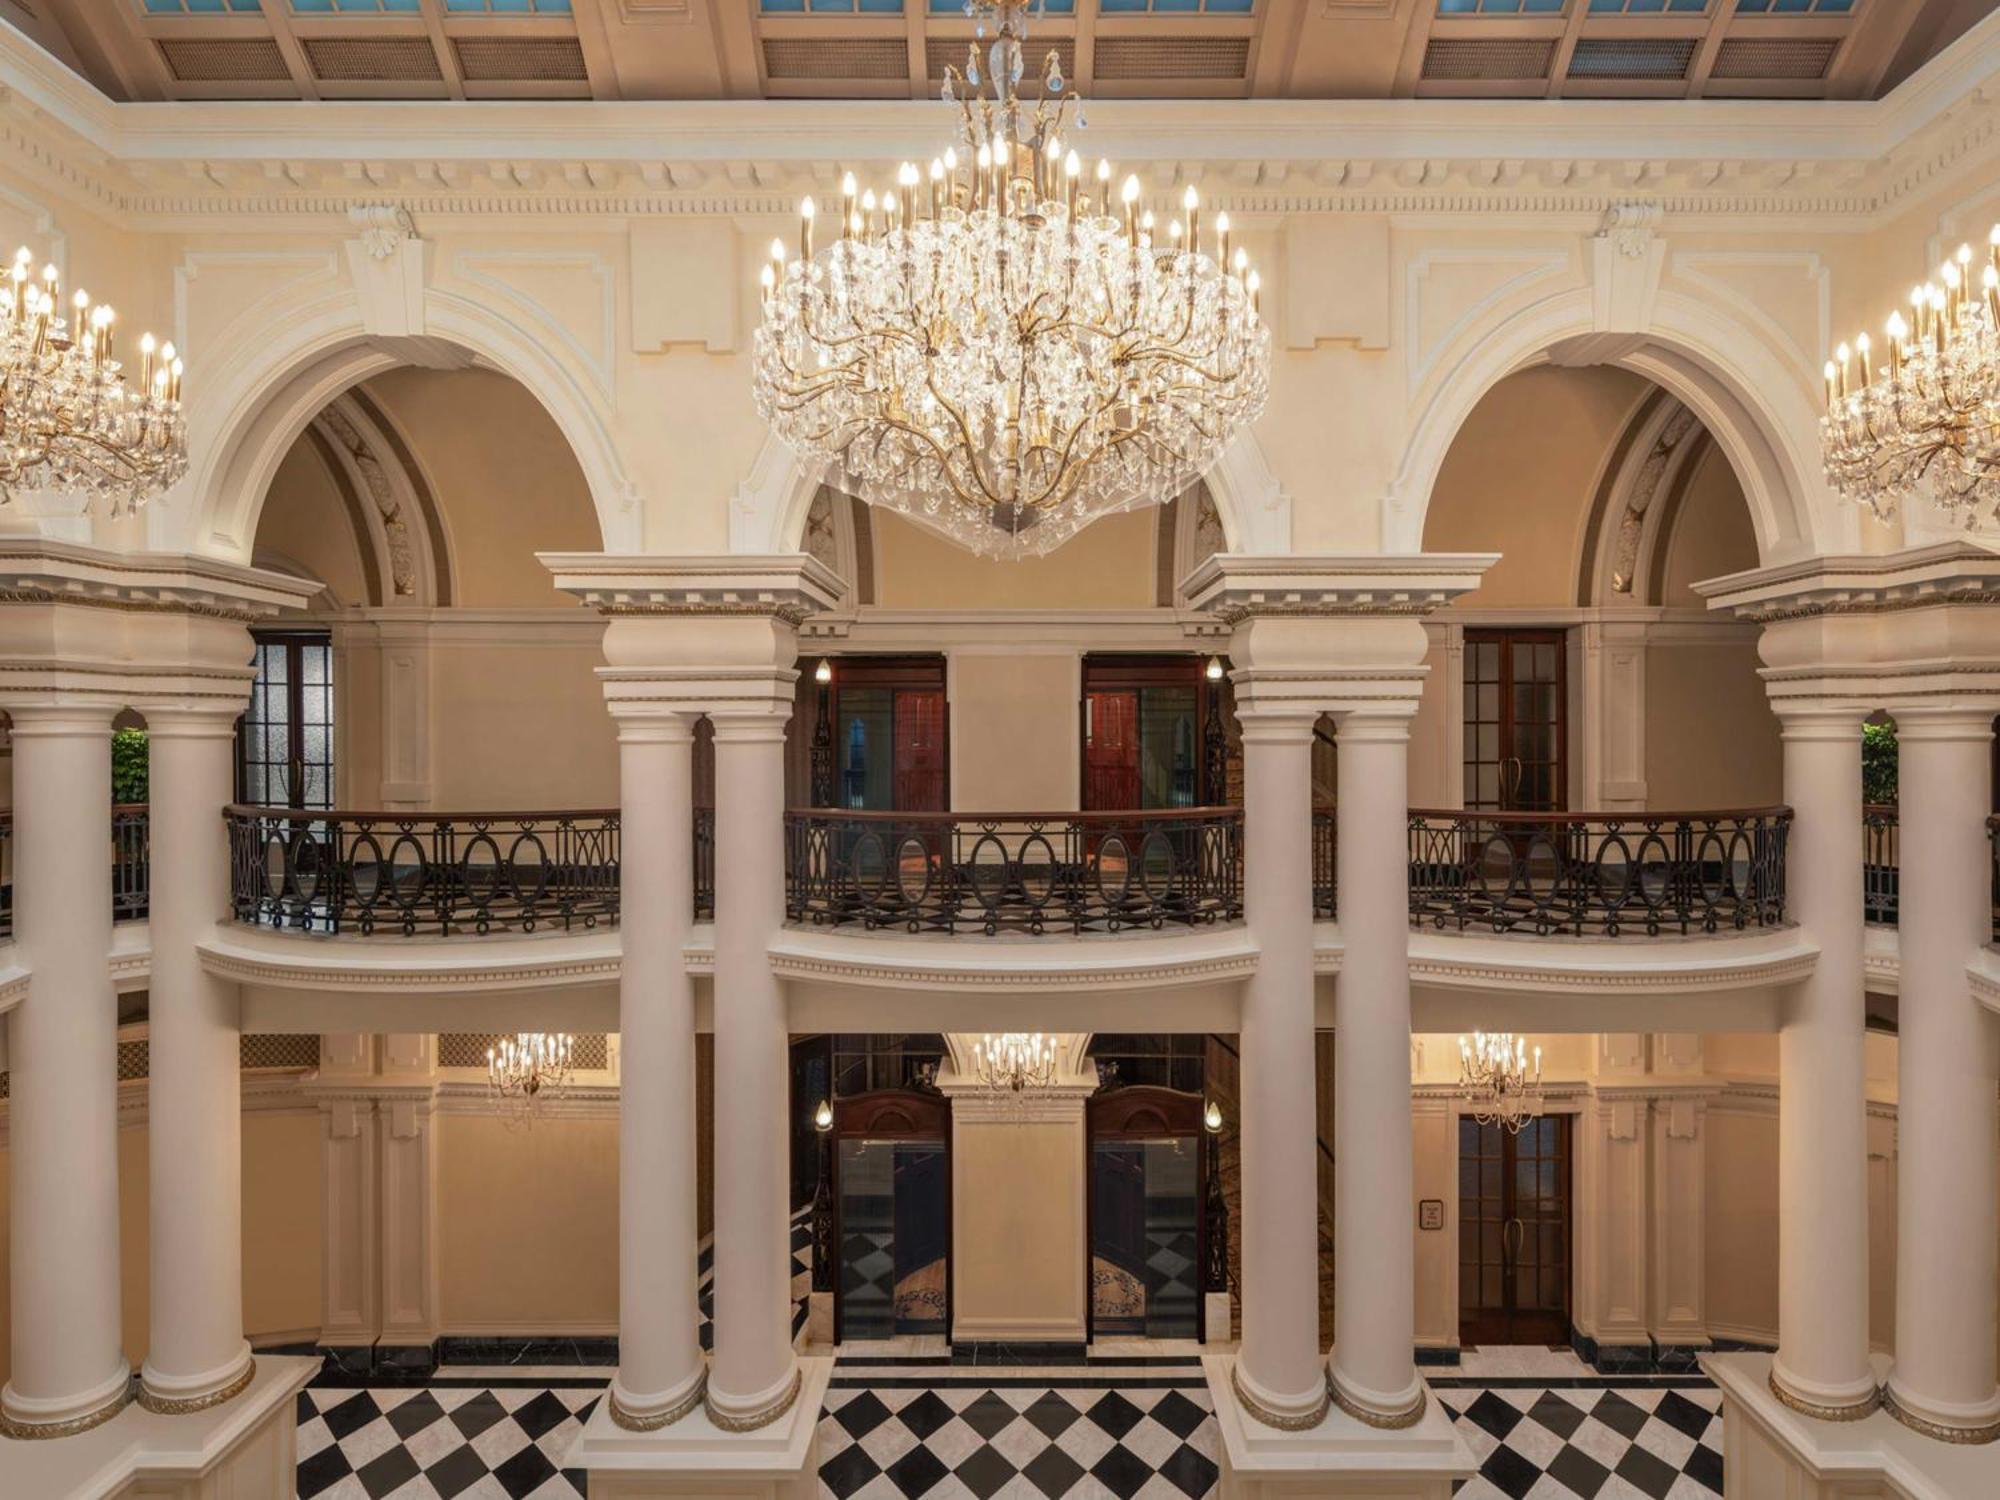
[1457, 1032, 1543, 1134]
[751, 0, 1270, 559]
[973, 1032, 1059, 1094]
[1821, 223, 1999, 530]
[0, 247, 187, 514]
[486, 1032, 574, 1125]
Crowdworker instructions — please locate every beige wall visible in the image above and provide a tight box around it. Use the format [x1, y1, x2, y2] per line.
[426, 640, 616, 810]
[951, 1113, 1087, 1343]
[873, 510, 1157, 611]
[1644, 642, 1782, 809]
[951, 654, 1079, 813]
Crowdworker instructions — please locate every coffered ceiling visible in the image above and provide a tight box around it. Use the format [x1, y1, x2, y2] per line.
[1, 0, 1990, 106]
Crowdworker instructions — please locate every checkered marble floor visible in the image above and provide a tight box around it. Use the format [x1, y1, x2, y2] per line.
[291, 1354, 1726, 1500]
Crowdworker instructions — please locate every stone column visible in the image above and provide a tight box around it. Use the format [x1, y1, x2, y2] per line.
[1, 706, 129, 1438]
[705, 706, 801, 1430]
[608, 716, 706, 1428]
[1885, 707, 2000, 1442]
[1232, 705, 1327, 1429]
[139, 707, 255, 1414]
[1329, 707, 1425, 1428]
[1769, 709, 1876, 1420]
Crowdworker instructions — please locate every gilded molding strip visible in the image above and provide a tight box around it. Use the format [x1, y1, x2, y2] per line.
[136, 1357, 256, 1416]
[1329, 1372, 1428, 1431]
[1765, 1369, 1878, 1424]
[704, 1367, 802, 1433]
[0, 1381, 131, 1440]
[1230, 1364, 1329, 1432]
[610, 1369, 707, 1432]
[1881, 1384, 2000, 1445]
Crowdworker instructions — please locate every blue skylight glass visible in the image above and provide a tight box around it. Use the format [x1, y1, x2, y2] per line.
[1736, 0, 1855, 12]
[145, 0, 265, 13]
[1438, 0, 1566, 15]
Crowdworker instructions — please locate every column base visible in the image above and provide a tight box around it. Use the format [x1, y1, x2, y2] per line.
[569, 1355, 832, 1500]
[705, 1360, 804, 1433]
[0, 1362, 132, 1440]
[1329, 1361, 1428, 1430]
[1708, 1352, 2000, 1496]
[1882, 1376, 2000, 1446]
[1769, 1355, 1881, 1423]
[138, 1346, 256, 1416]
[1204, 1355, 1473, 1500]
[1230, 1360, 1329, 1431]
[610, 1365, 708, 1432]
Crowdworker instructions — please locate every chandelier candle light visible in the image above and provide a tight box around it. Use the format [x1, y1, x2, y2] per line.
[752, 0, 1270, 559]
[0, 246, 187, 512]
[1821, 223, 2000, 529]
[973, 1031, 1059, 1095]
[1457, 1031, 1544, 1134]
[486, 1031, 575, 1125]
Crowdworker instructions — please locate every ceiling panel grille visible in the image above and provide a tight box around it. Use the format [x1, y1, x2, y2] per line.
[1094, 37, 1249, 81]
[453, 36, 589, 82]
[924, 37, 1076, 84]
[302, 36, 444, 83]
[1421, 37, 1556, 82]
[1566, 37, 1698, 81]
[1710, 36, 1840, 80]
[156, 37, 291, 83]
[765, 36, 909, 80]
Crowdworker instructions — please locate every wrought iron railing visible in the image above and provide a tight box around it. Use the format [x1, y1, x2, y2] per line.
[694, 806, 715, 920]
[784, 807, 1244, 935]
[1407, 807, 1791, 938]
[1311, 808, 1336, 919]
[225, 806, 619, 937]
[112, 804, 149, 922]
[1863, 804, 1899, 926]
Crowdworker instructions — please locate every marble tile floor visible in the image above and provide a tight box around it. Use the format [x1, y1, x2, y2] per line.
[291, 1346, 1724, 1500]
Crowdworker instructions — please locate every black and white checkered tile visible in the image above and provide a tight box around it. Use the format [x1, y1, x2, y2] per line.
[696, 1204, 814, 1351]
[296, 1384, 600, 1499]
[1437, 1381, 1724, 1499]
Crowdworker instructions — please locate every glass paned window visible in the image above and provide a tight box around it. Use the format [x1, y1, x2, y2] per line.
[925, 0, 1073, 10]
[439, 0, 574, 11]
[1101, 0, 1250, 12]
[1736, 0, 1854, 11]
[1589, 0, 1707, 11]
[762, 0, 906, 12]
[1438, 0, 1565, 14]
[145, 0, 265, 12]
[237, 632, 334, 811]
[292, 0, 422, 12]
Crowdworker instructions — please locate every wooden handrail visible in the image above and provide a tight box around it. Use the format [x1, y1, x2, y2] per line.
[224, 804, 618, 822]
[785, 805, 1242, 823]
[1408, 805, 1792, 823]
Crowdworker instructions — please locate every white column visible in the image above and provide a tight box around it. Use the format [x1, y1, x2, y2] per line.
[139, 709, 255, 1414]
[1329, 708, 1425, 1427]
[705, 710, 801, 1430]
[1232, 707, 1327, 1428]
[1885, 707, 2000, 1441]
[1769, 710, 1876, 1419]
[1, 706, 129, 1437]
[609, 717, 706, 1428]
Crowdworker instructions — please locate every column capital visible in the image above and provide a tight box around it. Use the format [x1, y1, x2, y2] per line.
[1332, 704, 1417, 743]
[0, 702, 118, 736]
[612, 713, 698, 746]
[136, 703, 245, 739]
[1772, 707, 1865, 742]
[1889, 704, 1999, 742]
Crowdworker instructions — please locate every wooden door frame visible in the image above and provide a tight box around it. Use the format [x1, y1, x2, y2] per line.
[829, 1087, 952, 1346]
[1462, 628, 1569, 815]
[236, 629, 335, 809]
[1454, 1108, 1575, 1347]
[824, 654, 950, 812]
[1079, 654, 1225, 812]
[1084, 1085, 1208, 1344]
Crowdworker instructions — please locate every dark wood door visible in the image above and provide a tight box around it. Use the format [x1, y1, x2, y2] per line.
[893, 690, 948, 812]
[1085, 690, 1141, 810]
[1463, 630, 1566, 813]
[1458, 1114, 1571, 1346]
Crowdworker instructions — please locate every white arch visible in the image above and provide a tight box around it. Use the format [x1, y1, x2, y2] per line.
[157, 285, 642, 560]
[1385, 286, 1848, 564]
[731, 428, 1293, 556]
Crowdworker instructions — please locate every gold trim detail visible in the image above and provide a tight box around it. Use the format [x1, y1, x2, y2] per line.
[0, 1381, 131, 1440]
[1329, 1372, 1428, 1431]
[136, 1358, 255, 1416]
[704, 1368, 802, 1433]
[1766, 1369, 1878, 1424]
[1230, 1365, 1329, 1431]
[611, 1371, 707, 1432]
[1882, 1384, 2000, 1445]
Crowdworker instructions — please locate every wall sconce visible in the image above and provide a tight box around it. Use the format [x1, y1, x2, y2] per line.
[813, 1098, 833, 1133]
[1205, 655, 1224, 683]
[815, 658, 833, 685]
[1204, 1099, 1223, 1134]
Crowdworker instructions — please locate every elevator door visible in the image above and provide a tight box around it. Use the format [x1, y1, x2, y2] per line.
[1458, 1114, 1572, 1346]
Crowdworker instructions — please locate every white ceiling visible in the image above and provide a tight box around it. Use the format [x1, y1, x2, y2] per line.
[3, 0, 1991, 106]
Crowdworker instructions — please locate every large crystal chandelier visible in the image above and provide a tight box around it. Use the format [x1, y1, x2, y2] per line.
[1457, 1032, 1543, 1134]
[751, 0, 1270, 558]
[972, 1032, 1058, 1094]
[1821, 224, 2000, 530]
[0, 248, 187, 514]
[486, 1032, 574, 1126]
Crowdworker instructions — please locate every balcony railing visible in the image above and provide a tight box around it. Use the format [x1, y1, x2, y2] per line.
[1863, 804, 1899, 926]
[0, 806, 147, 939]
[225, 806, 619, 937]
[784, 807, 1244, 936]
[1406, 807, 1792, 938]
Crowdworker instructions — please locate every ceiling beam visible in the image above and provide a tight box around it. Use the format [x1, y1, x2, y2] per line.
[415, 0, 468, 103]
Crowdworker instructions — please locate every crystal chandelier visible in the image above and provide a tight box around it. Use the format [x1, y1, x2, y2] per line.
[972, 1032, 1058, 1094]
[1821, 224, 2000, 529]
[751, 0, 1270, 559]
[1457, 1032, 1543, 1134]
[486, 1032, 574, 1125]
[0, 248, 187, 514]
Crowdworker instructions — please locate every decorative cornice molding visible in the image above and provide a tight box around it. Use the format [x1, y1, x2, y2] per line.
[197, 932, 621, 992]
[1696, 543, 2000, 623]
[1182, 552, 1498, 623]
[767, 937, 1259, 993]
[541, 552, 843, 623]
[0, 539, 322, 620]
